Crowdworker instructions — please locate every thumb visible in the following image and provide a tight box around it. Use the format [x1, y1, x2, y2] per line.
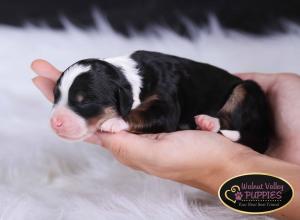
[96, 131, 158, 170]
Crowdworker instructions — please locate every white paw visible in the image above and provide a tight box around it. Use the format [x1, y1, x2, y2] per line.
[99, 117, 129, 133]
[195, 114, 220, 132]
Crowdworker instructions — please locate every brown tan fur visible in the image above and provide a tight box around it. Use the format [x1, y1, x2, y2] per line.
[217, 84, 246, 129]
[87, 107, 118, 130]
[125, 94, 159, 133]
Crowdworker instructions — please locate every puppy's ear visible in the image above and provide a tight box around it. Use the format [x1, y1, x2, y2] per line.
[115, 87, 133, 117]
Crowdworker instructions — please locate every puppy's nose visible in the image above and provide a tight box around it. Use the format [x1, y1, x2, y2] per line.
[51, 117, 64, 130]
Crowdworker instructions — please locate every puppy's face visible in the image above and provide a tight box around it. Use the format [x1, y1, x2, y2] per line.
[50, 59, 132, 141]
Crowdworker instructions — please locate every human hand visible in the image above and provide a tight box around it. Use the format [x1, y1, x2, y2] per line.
[237, 73, 300, 165]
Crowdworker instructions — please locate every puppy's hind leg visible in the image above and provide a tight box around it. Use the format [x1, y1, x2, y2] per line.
[195, 115, 220, 132]
[217, 81, 270, 153]
[195, 114, 240, 141]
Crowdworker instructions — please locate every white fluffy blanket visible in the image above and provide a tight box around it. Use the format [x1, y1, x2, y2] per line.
[1, 13, 298, 220]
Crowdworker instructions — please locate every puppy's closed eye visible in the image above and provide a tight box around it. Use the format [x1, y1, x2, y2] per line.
[72, 92, 90, 105]
[76, 94, 85, 103]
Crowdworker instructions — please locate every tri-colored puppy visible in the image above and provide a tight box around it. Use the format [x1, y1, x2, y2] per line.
[51, 50, 269, 153]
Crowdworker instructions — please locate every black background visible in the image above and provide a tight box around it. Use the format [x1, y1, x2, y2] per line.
[1, 0, 300, 37]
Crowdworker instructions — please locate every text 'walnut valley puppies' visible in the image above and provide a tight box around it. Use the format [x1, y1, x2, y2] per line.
[50, 50, 270, 153]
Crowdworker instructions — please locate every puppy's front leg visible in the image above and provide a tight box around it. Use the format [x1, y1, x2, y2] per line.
[99, 117, 129, 133]
[125, 95, 179, 133]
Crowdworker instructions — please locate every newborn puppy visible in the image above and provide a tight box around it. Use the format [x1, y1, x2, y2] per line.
[51, 50, 269, 153]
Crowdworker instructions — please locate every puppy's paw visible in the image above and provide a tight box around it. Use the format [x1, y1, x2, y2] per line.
[99, 117, 129, 133]
[195, 114, 220, 132]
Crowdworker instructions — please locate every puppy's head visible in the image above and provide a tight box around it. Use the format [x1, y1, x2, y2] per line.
[50, 59, 133, 141]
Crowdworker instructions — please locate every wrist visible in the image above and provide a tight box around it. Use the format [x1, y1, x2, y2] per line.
[202, 143, 261, 195]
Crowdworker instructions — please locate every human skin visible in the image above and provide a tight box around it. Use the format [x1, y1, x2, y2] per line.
[31, 60, 300, 220]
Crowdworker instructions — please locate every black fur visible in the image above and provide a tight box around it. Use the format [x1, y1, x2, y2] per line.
[131, 51, 241, 130]
[54, 50, 270, 153]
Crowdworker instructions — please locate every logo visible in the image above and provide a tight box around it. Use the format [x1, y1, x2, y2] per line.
[218, 173, 294, 214]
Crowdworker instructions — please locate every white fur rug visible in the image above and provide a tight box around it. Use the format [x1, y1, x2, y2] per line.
[1, 13, 299, 219]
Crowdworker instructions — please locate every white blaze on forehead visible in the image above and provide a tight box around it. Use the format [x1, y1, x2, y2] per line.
[58, 64, 91, 106]
[104, 56, 142, 109]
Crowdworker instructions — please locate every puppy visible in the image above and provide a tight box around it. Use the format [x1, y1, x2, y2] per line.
[51, 50, 269, 153]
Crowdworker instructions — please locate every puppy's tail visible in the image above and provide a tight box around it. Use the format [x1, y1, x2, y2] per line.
[220, 129, 240, 142]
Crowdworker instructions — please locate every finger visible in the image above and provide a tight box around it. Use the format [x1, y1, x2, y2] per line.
[235, 73, 277, 92]
[96, 131, 158, 168]
[32, 76, 55, 102]
[31, 59, 61, 81]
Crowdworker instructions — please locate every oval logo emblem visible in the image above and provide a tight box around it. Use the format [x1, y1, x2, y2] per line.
[218, 173, 294, 214]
